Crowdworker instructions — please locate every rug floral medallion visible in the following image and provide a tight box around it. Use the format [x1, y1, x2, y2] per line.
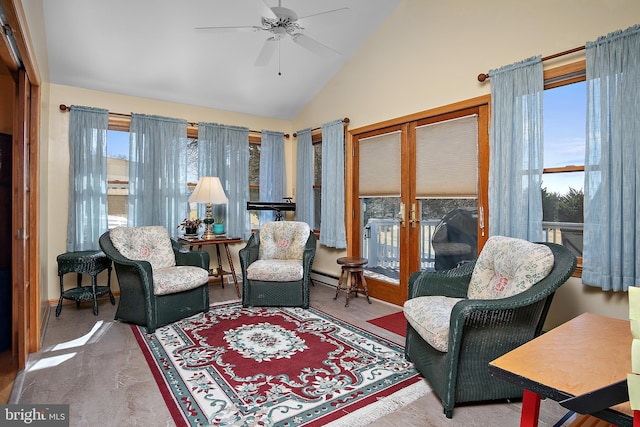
[132, 302, 427, 427]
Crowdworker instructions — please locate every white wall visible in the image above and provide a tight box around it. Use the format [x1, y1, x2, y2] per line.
[293, 0, 640, 328]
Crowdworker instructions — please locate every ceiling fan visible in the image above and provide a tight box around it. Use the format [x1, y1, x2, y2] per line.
[195, 1, 350, 68]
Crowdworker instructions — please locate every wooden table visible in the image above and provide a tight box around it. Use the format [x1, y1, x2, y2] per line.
[489, 313, 633, 427]
[178, 236, 242, 298]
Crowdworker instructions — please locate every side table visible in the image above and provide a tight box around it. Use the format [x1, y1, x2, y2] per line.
[489, 313, 632, 427]
[178, 236, 242, 298]
[56, 250, 115, 317]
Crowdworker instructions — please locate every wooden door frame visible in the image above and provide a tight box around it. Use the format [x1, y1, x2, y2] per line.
[348, 124, 409, 306]
[346, 96, 490, 306]
[3, 0, 41, 369]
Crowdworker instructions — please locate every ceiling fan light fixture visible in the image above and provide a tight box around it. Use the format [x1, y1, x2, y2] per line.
[272, 26, 287, 40]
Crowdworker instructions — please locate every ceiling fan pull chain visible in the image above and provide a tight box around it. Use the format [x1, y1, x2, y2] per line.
[278, 41, 282, 76]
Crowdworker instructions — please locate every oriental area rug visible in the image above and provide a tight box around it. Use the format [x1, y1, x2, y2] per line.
[132, 302, 429, 427]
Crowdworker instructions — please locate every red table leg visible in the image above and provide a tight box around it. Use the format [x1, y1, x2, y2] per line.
[520, 389, 541, 427]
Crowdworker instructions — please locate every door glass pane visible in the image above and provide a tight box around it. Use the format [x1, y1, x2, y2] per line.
[359, 130, 402, 284]
[420, 198, 478, 271]
[362, 197, 401, 284]
[415, 115, 479, 272]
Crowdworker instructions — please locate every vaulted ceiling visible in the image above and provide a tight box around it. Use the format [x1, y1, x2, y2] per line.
[38, 0, 401, 120]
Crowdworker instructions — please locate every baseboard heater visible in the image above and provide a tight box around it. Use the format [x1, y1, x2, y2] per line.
[310, 270, 339, 288]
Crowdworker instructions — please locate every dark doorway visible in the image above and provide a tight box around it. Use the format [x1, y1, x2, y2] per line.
[0, 132, 11, 352]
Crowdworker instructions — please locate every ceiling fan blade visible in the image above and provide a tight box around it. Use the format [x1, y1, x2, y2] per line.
[194, 25, 264, 33]
[255, 38, 278, 66]
[292, 34, 340, 58]
[297, 7, 351, 25]
[257, 0, 277, 20]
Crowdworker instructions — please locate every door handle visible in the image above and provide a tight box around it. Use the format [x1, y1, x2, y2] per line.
[410, 203, 417, 228]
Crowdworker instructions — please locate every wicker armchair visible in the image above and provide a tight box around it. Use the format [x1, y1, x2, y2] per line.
[239, 221, 316, 308]
[403, 237, 577, 418]
[99, 226, 210, 333]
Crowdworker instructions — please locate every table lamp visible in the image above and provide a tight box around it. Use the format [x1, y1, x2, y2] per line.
[188, 176, 229, 240]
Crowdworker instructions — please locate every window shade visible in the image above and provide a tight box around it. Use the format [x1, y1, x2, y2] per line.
[359, 131, 401, 197]
[416, 115, 478, 198]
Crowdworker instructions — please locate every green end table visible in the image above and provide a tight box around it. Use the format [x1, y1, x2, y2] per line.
[56, 250, 115, 317]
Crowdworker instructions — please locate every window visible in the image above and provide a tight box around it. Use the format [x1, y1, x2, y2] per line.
[249, 139, 261, 229]
[542, 67, 586, 275]
[106, 129, 129, 228]
[106, 125, 260, 230]
[312, 134, 322, 232]
[186, 137, 199, 218]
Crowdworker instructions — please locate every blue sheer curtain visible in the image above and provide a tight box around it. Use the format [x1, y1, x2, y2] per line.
[583, 25, 640, 292]
[320, 119, 346, 248]
[295, 128, 314, 227]
[198, 122, 251, 240]
[488, 56, 544, 241]
[66, 105, 109, 251]
[128, 113, 188, 236]
[259, 130, 286, 224]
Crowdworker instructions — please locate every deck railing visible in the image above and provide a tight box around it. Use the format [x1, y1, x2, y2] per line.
[363, 219, 583, 271]
[363, 219, 440, 270]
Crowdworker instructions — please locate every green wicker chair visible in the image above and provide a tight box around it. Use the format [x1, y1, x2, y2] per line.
[239, 221, 316, 308]
[404, 237, 577, 418]
[99, 226, 210, 333]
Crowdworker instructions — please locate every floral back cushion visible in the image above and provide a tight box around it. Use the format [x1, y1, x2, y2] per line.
[258, 221, 310, 261]
[467, 236, 554, 300]
[110, 226, 176, 270]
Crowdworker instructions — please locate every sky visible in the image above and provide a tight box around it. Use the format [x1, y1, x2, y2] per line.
[107, 130, 129, 160]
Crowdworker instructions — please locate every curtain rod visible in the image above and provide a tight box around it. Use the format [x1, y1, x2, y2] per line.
[292, 117, 350, 138]
[58, 104, 290, 138]
[477, 45, 586, 82]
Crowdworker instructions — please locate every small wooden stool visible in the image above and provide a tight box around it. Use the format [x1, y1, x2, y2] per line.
[334, 257, 371, 307]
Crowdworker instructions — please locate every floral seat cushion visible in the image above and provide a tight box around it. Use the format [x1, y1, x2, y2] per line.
[153, 266, 209, 296]
[258, 221, 310, 261]
[403, 296, 463, 352]
[246, 259, 304, 282]
[467, 236, 554, 299]
[110, 225, 209, 295]
[110, 226, 176, 270]
[403, 236, 554, 353]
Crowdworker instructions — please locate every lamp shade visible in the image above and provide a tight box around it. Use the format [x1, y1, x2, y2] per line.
[189, 176, 229, 204]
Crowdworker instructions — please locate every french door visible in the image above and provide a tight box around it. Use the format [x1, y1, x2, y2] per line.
[348, 102, 489, 306]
